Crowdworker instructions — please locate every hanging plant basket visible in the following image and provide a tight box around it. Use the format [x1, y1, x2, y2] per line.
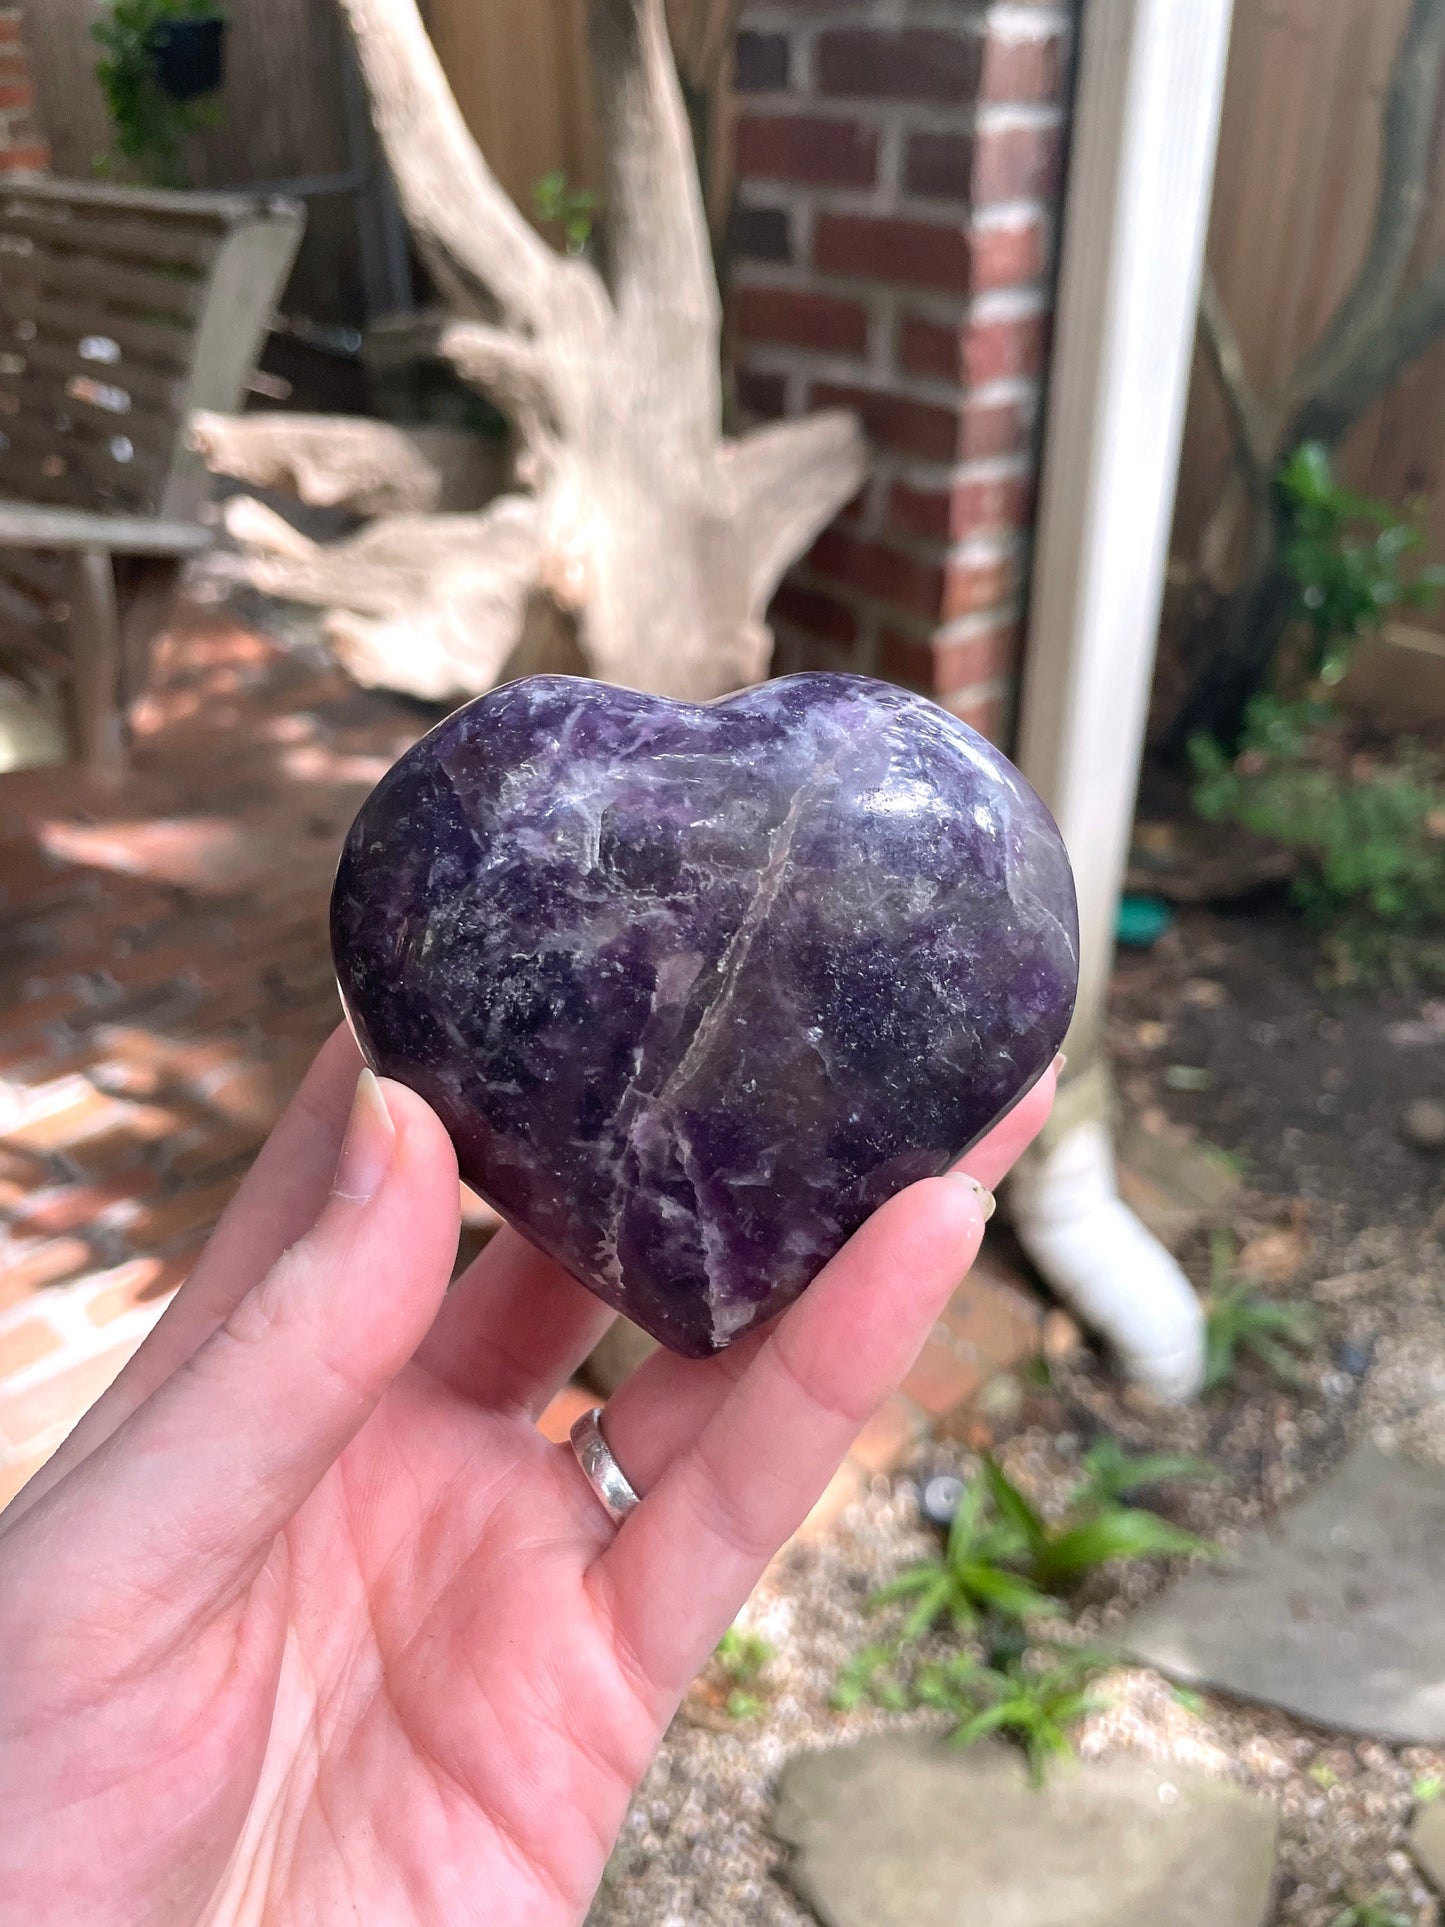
[145, 14, 226, 102]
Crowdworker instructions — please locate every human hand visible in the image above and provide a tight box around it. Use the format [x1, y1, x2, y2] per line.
[0, 1028, 1056, 1926]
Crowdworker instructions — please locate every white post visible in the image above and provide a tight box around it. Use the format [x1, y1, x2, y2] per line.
[1010, 0, 1235, 1401]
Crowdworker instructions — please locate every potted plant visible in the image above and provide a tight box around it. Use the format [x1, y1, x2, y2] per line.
[92, 0, 227, 187]
[147, 5, 226, 103]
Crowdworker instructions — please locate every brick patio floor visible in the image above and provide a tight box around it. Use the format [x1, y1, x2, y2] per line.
[0, 612, 1042, 1521]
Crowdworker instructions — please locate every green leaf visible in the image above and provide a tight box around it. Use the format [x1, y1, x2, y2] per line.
[1047, 1691, 1107, 1725]
[869, 1562, 944, 1606]
[1249, 1333, 1311, 1385]
[982, 1457, 1047, 1556]
[725, 1690, 766, 1720]
[944, 1473, 988, 1562]
[900, 1575, 955, 1643]
[1034, 1508, 1214, 1587]
[1078, 1440, 1220, 1502]
[831, 1644, 896, 1711]
[715, 1627, 772, 1682]
[956, 1563, 1061, 1620]
[950, 1702, 1021, 1747]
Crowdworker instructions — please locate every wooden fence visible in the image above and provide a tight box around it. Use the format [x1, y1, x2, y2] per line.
[1175, 0, 1445, 634]
[420, 0, 737, 230]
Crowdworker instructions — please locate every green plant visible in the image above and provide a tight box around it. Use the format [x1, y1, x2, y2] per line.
[868, 1471, 1060, 1640]
[1073, 1439, 1219, 1507]
[532, 170, 602, 255]
[1413, 1774, 1445, 1806]
[837, 1454, 1212, 1752]
[830, 1643, 911, 1714]
[866, 1454, 1212, 1657]
[93, 0, 224, 188]
[1203, 1231, 1318, 1391]
[1277, 443, 1445, 688]
[712, 1627, 774, 1720]
[917, 1651, 1108, 1787]
[1331, 1891, 1412, 1927]
[1190, 695, 1445, 984]
[982, 1457, 1215, 1594]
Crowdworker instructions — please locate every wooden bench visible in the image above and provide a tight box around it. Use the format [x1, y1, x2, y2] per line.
[0, 178, 304, 775]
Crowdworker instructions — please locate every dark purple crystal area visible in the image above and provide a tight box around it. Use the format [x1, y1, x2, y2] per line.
[330, 674, 1078, 1356]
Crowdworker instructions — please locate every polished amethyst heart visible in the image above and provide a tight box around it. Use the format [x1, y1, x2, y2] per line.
[331, 673, 1078, 1355]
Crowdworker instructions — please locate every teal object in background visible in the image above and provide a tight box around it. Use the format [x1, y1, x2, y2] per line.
[1116, 895, 1174, 948]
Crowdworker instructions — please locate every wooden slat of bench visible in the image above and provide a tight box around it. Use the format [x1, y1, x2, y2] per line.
[0, 379, 174, 451]
[0, 461, 93, 509]
[0, 402, 167, 504]
[0, 378, 176, 467]
[0, 177, 269, 229]
[0, 245, 205, 324]
[160, 203, 305, 521]
[16, 337, 186, 414]
[0, 289, 194, 372]
[0, 611, 70, 675]
[0, 209, 221, 273]
[0, 501, 210, 553]
[0, 545, 68, 601]
[0, 447, 148, 519]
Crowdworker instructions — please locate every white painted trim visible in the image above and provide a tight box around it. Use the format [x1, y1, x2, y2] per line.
[1017, 0, 1235, 1045]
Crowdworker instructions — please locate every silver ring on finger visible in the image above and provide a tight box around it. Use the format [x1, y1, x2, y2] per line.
[569, 1405, 642, 1527]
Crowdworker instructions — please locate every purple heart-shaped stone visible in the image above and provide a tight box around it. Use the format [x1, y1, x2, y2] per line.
[331, 673, 1077, 1355]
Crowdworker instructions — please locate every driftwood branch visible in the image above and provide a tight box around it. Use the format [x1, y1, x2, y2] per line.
[222, 493, 546, 701]
[335, 0, 604, 339]
[591, 0, 722, 452]
[1294, 255, 1445, 445]
[213, 0, 864, 707]
[191, 411, 502, 515]
[1279, 0, 1445, 426]
[724, 412, 868, 606]
[1196, 267, 1275, 487]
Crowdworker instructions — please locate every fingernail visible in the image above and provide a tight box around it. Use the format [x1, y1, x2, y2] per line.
[1053, 1051, 1069, 1074]
[332, 1069, 395, 1202]
[951, 1172, 996, 1222]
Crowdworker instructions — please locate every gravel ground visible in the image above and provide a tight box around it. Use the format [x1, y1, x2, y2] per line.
[587, 905, 1445, 1927]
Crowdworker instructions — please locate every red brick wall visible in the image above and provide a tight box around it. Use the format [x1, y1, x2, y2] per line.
[730, 1, 1073, 745]
[0, 6, 49, 175]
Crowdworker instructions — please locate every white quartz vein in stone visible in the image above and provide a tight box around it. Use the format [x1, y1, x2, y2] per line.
[593, 749, 840, 1323]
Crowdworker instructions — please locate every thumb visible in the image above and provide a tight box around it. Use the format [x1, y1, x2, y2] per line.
[35, 1072, 459, 1616]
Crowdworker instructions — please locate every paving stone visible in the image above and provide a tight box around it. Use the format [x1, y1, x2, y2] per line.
[850, 1393, 927, 1474]
[0, 1236, 92, 1307]
[537, 1382, 595, 1444]
[1128, 1445, 1445, 1742]
[0, 1314, 61, 1377]
[938, 1249, 1043, 1363]
[772, 1735, 1278, 1927]
[902, 1332, 984, 1417]
[0, 1337, 147, 1457]
[1410, 1799, 1445, 1890]
[1115, 1120, 1242, 1251]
